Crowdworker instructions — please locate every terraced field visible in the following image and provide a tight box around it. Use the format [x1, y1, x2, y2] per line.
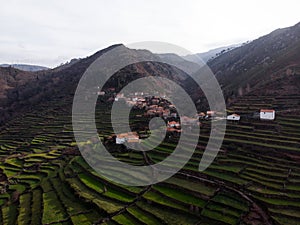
[0, 94, 300, 224]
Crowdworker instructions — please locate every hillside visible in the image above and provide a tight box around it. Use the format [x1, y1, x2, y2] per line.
[0, 22, 300, 225]
[208, 22, 300, 102]
[0, 67, 37, 100]
[0, 45, 199, 125]
[184, 43, 240, 63]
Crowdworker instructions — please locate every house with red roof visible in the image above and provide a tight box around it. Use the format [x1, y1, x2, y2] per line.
[260, 109, 275, 120]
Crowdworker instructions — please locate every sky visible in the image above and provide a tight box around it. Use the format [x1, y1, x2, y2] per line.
[1, 0, 300, 68]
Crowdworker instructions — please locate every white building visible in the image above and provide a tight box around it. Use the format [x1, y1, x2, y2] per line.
[206, 111, 216, 117]
[126, 133, 140, 143]
[227, 114, 240, 121]
[115, 93, 125, 101]
[260, 109, 275, 120]
[116, 134, 126, 144]
[167, 121, 180, 128]
[97, 91, 105, 96]
[181, 116, 198, 125]
[116, 132, 139, 144]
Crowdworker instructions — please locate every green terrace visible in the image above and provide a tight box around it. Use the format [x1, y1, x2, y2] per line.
[0, 96, 300, 224]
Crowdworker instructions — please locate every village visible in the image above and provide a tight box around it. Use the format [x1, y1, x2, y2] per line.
[97, 91, 276, 145]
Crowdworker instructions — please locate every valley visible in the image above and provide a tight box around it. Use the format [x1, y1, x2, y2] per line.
[0, 21, 300, 225]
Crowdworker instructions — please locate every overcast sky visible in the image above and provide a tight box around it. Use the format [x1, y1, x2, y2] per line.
[1, 0, 300, 68]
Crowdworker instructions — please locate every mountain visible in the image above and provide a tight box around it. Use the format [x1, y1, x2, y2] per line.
[1, 23, 300, 225]
[0, 44, 198, 125]
[0, 64, 49, 72]
[156, 53, 201, 75]
[2, 21, 300, 124]
[183, 44, 240, 63]
[0, 66, 37, 100]
[207, 21, 300, 110]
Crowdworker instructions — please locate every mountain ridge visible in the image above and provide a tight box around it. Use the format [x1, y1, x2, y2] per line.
[0, 64, 49, 72]
[1, 22, 300, 124]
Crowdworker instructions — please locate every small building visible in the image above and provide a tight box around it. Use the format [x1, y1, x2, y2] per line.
[181, 116, 198, 125]
[127, 101, 137, 107]
[97, 91, 105, 96]
[227, 114, 240, 121]
[167, 127, 182, 133]
[206, 111, 216, 117]
[116, 133, 127, 144]
[168, 121, 180, 128]
[126, 132, 140, 143]
[116, 93, 124, 98]
[260, 109, 275, 120]
[116, 132, 140, 144]
[115, 93, 125, 101]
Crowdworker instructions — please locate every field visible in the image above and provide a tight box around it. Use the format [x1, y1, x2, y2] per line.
[0, 94, 300, 225]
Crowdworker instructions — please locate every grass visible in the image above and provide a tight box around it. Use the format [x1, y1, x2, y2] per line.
[212, 194, 249, 212]
[71, 213, 96, 225]
[31, 188, 42, 225]
[201, 208, 238, 225]
[253, 195, 300, 207]
[272, 215, 300, 225]
[206, 202, 241, 218]
[127, 206, 162, 225]
[66, 177, 124, 214]
[203, 170, 248, 186]
[136, 201, 199, 225]
[78, 173, 104, 193]
[112, 212, 139, 225]
[8, 184, 26, 194]
[42, 191, 68, 224]
[164, 177, 216, 196]
[1, 203, 18, 225]
[17, 193, 31, 225]
[78, 173, 136, 203]
[1, 97, 300, 225]
[269, 207, 300, 219]
[153, 185, 206, 208]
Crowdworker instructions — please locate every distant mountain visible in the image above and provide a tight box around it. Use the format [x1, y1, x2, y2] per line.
[0, 64, 49, 72]
[156, 53, 201, 75]
[183, 44, 241, 63]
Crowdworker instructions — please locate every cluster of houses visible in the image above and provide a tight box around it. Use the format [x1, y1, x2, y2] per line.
[98, 88, 276, 122]
[114, 109, 276, 144]
[107, 92, 276, 144]
[113, 93, 178, 118]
